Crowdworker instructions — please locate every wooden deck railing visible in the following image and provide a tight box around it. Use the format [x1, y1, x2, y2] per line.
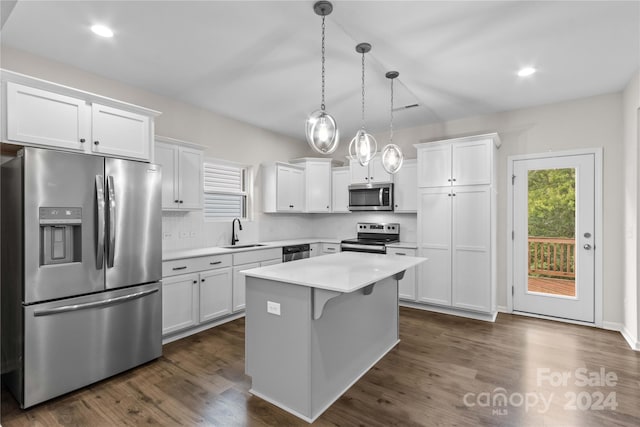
[528, 237, 575, 279]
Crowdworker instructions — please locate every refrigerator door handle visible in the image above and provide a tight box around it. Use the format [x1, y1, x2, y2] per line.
[33, 288, 159, 317]
[95, 175, 105, 269]
[107, 175, 116, 268]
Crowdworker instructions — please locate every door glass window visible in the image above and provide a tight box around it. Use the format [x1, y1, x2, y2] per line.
[527, 168, 576, 297]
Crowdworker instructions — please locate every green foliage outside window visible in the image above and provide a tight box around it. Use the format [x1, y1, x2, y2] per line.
[528, 168, 575, 238]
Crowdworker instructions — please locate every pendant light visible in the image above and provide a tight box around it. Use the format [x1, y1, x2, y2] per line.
[305, 1, 339, 155]
[349, 42, 377, 166]
[381, 71, 404, 174]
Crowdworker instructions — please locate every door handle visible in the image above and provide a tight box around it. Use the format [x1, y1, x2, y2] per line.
[583, 244, 592, 250]
[95, 176, 105, 269]
[107, 176, 116, 268]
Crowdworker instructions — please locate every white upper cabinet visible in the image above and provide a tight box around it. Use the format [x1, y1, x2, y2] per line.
[5, 82, 89, 151]
[155, 137, 203, 210]
[262, 162, 305, 213]
[91, 103, 150, 160]
[289, 158, 334, 213]
[452, 139, 493, 186]
[393, 159, 417, 212]
[417, 143, 451, 188]
[416, 134, 499, 188]
[331, 167, 350, 213]
[2, 71, 159, 161]
[349, 156, 392, 184]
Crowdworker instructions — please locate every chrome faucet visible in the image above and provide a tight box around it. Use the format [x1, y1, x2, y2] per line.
[231, 218, 242, 246]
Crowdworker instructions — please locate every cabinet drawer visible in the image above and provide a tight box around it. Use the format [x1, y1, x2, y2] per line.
[321, 243, 340, 254]
[232, 247, 282, 265]
[387, 248, 416, 257]
[162, 254, 232, 277]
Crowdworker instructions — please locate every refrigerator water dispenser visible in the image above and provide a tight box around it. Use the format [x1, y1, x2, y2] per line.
[39, 207, 82, 265]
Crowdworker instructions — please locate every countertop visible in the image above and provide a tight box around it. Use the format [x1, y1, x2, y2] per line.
[241, 252, 426, 293]
[386, 241, 418, 249]
[162, 238, 341, 261]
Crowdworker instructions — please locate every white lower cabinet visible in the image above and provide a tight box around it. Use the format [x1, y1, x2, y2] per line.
[232, 262, 259, 312]
[321, 242, 340, 255]
[199, 268, 233, 322]
[161, 254, 232, 336]
[231, 248, 282, 313]
[387, 248, 417, 301]
[309, 243, 321, 257]
[162, 273, 199, 335]
[416, 184, 494, 312]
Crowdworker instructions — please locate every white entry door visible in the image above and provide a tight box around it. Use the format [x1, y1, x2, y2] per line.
[512, 153, 595, 322]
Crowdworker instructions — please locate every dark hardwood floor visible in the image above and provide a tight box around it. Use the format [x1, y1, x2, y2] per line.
[2, 307, 639, 426]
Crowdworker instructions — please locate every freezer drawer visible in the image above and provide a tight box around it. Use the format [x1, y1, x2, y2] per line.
[21, 282, 162, 408]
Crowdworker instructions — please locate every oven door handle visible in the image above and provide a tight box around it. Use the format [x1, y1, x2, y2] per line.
[340, 243, 386, 253]
[379, 187, 384, 206]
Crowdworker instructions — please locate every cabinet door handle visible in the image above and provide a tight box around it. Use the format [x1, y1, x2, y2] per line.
[94, 140, 100, 145]
[395, 252, 406, 256]
[174, 199, 179, 203]
[210, 261, 222, 265]
[201, 279, 205, 282]
[447, 178, 452, 182]
[193, 280, 197, 284]
[179, 200, 184, 204]
[80, 138, 86, 143]
[326, 248, 335, 251]
[370, 176, 374, 180]
[172, 266, 187, 271]
[452, 178, 456, 182]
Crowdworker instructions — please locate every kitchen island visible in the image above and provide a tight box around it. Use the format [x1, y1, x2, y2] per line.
[242, 251, 426, 423]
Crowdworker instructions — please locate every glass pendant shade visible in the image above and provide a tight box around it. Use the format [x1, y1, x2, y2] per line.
[382, 70, 404, 174]
[306, 109, 339, 154]
[381, 143, 404, 174]
[349, 129, 377, 166]
[305, 1, 339, 155]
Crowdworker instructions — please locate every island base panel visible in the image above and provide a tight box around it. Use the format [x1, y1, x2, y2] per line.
[245, 276, 399, 422]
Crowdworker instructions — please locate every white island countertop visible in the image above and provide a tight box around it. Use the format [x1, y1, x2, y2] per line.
[242, 252, 426, 293]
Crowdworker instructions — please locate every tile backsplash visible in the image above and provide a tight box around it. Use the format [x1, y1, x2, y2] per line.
[161, 210, 417, 252]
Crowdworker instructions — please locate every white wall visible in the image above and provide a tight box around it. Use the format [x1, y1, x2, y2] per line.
[622, 70, 640, 347]
[0, 46, 317, 251]
[329, 92, 625, 325]
[2, 46, 633, 329]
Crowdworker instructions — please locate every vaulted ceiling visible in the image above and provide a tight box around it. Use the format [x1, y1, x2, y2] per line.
[2, 1, 638, 141]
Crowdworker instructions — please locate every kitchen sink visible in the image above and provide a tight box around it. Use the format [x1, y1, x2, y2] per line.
[222, 244, 266, 249]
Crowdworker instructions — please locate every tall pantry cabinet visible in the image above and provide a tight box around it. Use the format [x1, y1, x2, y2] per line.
[414, 133, 500, 320]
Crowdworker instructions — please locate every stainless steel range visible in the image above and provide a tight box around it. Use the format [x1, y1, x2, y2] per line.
[340, 223, 400, 254]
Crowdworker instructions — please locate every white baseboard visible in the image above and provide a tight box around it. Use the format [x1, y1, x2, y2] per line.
[162, 312, 245, 345]
[602, 321, 622, 331]
[400, 301, 497, 322]
[497, 305, 510, 313]
[620, 326, 640, 351]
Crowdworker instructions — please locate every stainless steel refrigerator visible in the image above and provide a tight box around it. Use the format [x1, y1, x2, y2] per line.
[1, 147, 162, 408]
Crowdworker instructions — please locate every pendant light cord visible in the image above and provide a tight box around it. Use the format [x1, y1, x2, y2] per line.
[390, 78, 394, 143]
[361, 50, 366, 128]
[321, 15, 326, 111]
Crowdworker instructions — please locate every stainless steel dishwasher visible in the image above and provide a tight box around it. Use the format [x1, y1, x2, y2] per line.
[282, 244, 310, 262]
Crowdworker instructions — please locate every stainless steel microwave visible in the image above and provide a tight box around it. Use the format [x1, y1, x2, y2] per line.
[348, 183, 394, 211]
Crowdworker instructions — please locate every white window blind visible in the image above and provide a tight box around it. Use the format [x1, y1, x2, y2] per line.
[203, 161, 248, 220]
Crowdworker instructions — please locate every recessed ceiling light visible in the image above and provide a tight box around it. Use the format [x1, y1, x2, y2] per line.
[517, 67, 536, 77]
[91, 24, 114, 38]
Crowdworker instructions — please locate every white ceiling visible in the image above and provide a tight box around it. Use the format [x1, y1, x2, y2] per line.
[2, 1, 638, 142]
